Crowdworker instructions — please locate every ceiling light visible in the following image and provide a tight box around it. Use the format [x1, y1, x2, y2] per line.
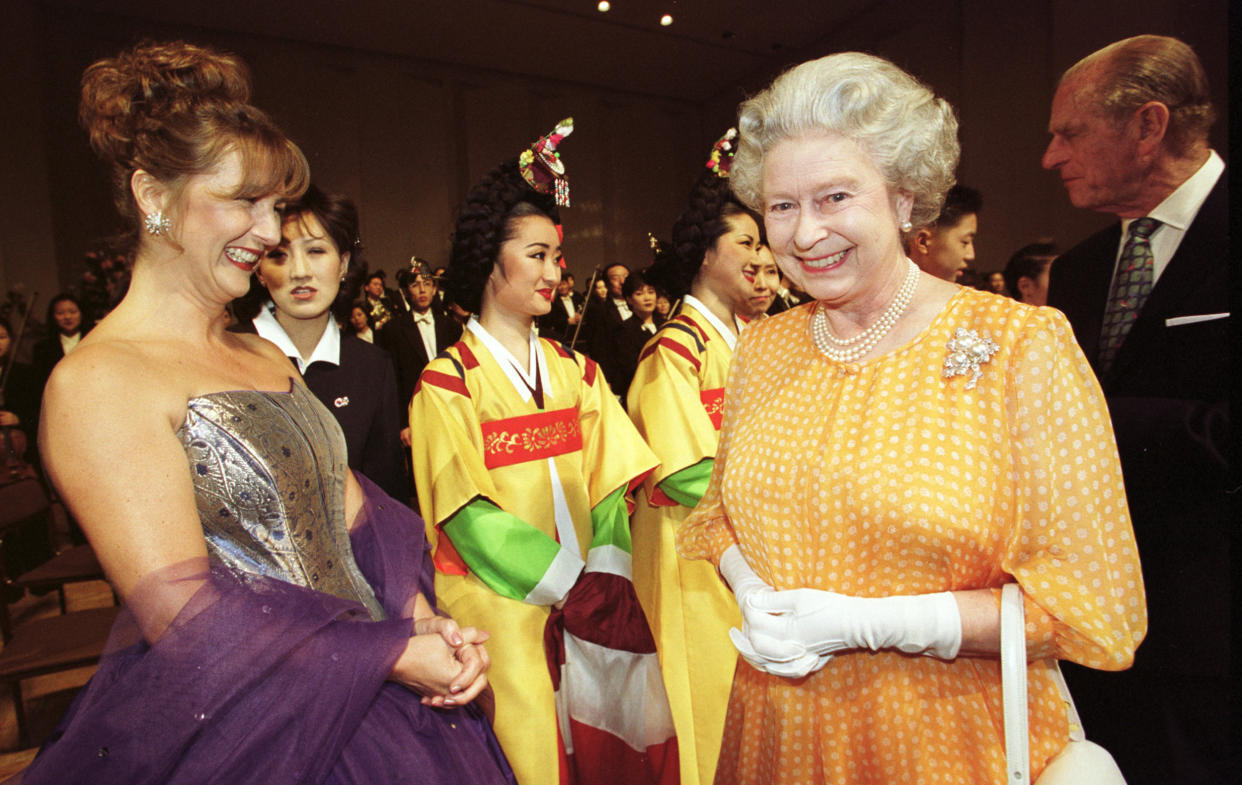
[597, 1, 610, 11]
[660, 14, 673, 26]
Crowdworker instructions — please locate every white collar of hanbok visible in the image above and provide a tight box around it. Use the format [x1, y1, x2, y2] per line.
[682, 293, 737, 351]
[466, 317, 552, 404]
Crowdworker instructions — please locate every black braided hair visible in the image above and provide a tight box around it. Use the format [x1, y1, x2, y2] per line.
[644, 173, 760, 301]
[444, 159, 560, 315]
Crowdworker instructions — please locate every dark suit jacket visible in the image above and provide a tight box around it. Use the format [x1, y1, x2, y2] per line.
[1048, 174, 1229, 704]
[1049, 175, 1229, 530]
[379, 308, 463, 409]
[537, 291, 585, 342]
[584, 298, 628, 364]
[233, 322, 409, 502]
[606, 315, 662, 401]
[32, 328, 89, 391]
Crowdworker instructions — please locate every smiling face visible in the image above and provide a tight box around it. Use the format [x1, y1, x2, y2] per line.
[484, 214, 563, 321]
[698, 212, 763, 315]
[761, 131, 911, 305]
[257, 212, 348, 322]
[1041, 70, 1145, 215]
[163, 150, 283, 302]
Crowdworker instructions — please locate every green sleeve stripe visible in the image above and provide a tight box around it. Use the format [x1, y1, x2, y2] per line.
[589, 485, 632, 554]
[443, 499, 577, 602]
[657, 458, 714, 508]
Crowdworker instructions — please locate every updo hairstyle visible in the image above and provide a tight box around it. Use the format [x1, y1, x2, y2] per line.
[232, 185, 367, 323]
[79, 40, 310, 250]
[444, 160, 559, 315]
[645, 174, 760, 301]
[731, 52, 959, 231]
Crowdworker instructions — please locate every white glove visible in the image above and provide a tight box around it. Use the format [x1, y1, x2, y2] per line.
[718, 546, 832, 679]
[744, 588, 962, 661]
[729, 627, 832, 678]
[717, 545, 769, 608]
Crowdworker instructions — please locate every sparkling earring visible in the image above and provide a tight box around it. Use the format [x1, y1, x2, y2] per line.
[899, 220, 913, 233]
[144, 211, 172, 236]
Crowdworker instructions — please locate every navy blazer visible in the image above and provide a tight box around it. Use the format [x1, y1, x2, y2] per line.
[233, 322, 408, 502]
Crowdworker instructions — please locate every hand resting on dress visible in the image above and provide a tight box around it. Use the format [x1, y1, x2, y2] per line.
[390, 614, 492, 707]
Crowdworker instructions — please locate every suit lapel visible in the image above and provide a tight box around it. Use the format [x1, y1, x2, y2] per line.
[1109, 176, 1228, 380]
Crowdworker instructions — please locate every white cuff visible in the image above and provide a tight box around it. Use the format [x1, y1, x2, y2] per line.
[524, 547, 585, 606]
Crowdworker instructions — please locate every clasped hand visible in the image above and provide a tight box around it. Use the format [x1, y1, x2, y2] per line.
[720, 547, 961, 679]
[390, 615, 491, 708]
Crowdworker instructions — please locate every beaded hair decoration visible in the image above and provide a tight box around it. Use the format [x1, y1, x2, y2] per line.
[519, 117, 574, 206]
[704, 127, 738, 178]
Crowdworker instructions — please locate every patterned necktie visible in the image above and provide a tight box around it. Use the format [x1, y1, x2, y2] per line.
[1098, 217, 1160, 372]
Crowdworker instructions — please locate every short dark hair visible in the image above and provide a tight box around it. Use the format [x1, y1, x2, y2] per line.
[397, 257, 435, 291]
[1003, 242, 1057, 301]
[931, 185, 982, 230]
[622, 271, 655, 300]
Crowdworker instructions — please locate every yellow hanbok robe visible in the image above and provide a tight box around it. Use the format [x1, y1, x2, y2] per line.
[627, 297, 742, 785]
[411, 321, 667, 785]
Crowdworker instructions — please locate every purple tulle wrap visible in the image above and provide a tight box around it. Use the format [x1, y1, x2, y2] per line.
[12, 475, 514, 785]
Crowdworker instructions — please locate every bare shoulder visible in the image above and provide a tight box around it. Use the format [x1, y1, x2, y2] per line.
[233, 329, 288, 364]
[43, 339, 185, 430]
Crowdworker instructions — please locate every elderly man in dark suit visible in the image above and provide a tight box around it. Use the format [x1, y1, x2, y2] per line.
[1042, 34, 1229, 785]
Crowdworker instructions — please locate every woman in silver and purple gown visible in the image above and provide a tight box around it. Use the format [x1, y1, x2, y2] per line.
[20, 41, 513, 785]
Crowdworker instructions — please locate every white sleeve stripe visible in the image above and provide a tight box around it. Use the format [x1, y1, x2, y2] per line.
[525, 547, 585, 606]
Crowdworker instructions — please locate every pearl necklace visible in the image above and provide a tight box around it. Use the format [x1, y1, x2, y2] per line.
[810, 259, 920, 362]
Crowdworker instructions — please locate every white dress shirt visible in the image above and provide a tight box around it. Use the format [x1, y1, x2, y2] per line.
[1114, 150, 1224, 284]
[253, 305, 340, 373]
[412, 309, 438, 361]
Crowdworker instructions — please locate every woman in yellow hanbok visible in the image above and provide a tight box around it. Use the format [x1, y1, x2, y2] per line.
[628, 132, 766, 785]
[410, 120, 678, 785]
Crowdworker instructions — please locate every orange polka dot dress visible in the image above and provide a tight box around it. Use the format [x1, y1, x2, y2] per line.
[677, 288, 1146, 785]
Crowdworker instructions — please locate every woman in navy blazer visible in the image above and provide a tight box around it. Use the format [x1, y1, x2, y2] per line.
[232, 186, 407, 501]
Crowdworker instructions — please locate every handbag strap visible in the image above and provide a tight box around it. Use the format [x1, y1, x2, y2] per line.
[1049, 660, 1087, 743]
[1001, 583, 1030, 785]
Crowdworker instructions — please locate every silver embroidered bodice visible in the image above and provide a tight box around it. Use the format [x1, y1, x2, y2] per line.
[176, 382, 385, 620]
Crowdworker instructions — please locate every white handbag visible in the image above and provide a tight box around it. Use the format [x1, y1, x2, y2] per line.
[1000, 583, 1127, 785]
